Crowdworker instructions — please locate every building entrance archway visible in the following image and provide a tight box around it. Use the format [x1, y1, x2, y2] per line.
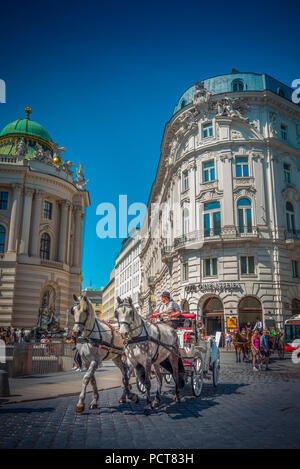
[238, 296, 262, 329]
[202, 297, 224, 341]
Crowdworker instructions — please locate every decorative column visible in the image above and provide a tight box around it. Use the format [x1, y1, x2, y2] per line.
[73, 205, 83, 268]
[19, 187, 34, 255]
[7, 184, 22, 252]
[58, 200, 70, 264]
[66, 203, 73, 266]
[30, 190, 44, 257]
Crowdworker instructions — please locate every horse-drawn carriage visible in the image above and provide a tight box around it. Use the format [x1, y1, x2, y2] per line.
[136, 313, 221, 397]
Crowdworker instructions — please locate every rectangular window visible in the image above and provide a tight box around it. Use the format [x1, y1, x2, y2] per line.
[292, 260, 299, 278]
[182, 171, 189, 191]
[43, 201, 52, 220]
[203, 160, 215, 182]
[281, 124, 288, 141]
[202, 122, 213, 139]
[236, 157, 249, 178]
[182, 262, 189, 281]
[0, 192, 8, 210]
[205, 258, 217, 276]
[241, 256, 255, 275]
[284, 163, 291, 183]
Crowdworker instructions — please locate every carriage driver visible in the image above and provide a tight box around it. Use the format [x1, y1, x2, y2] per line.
[151, 291, 183, 329]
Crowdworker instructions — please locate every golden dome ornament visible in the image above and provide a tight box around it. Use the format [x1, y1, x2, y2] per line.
[53, 155, 62, 166]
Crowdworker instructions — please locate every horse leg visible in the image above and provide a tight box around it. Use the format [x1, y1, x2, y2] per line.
[76, 360, 97, 413]
[113, 356, 138, 403]
[144, 360, 153, 415]
[169, 353, 180, 404]
[239, 348, 241, 362]
[152, 364, 162, 408]
[235, 347, 238, 362]
[89, 374, 99, 409]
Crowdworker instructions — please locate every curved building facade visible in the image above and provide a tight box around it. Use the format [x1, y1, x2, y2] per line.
[0, 108, 90, 328]
[139, 72, 300, 335]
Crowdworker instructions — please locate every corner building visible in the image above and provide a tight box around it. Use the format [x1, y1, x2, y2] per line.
[139, 72, 300, 335]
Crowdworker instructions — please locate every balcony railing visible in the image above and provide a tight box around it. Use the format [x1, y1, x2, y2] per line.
[174, 226, 259, 248]
[285, 230, 300, 241]
[41, 259, 64, 270]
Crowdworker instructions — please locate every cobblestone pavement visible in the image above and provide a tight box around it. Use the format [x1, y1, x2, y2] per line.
[1, 354, 300, 449]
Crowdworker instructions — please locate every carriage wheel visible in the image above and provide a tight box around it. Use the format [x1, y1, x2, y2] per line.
[164, 373, 172, 384]
[136, 377, 146, 394]
[191, 358, 203, 397]
[213, 350, 220, 388]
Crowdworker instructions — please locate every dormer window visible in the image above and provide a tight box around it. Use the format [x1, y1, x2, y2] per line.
[278, 88, 285, 98]
[181, 99, 186, 109]
[232, 80, 244, 92]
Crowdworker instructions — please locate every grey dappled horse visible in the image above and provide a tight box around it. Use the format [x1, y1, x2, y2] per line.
[71, 294, 138, 413]
[115, 296, 184, 415]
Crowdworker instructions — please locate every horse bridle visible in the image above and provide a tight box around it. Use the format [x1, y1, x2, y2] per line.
[115, 304, 145, 336]
[72, 302, 94, 335]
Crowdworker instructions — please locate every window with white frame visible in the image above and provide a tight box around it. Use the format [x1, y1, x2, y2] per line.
[0, 225, 6, 253]
[281, 124, 288, 141]
[0, 192, 8, 210]
[236, 157, 249, 177]
[182, 262, 189, 281]
[292, 260, 300, 278]
[43, 201, 52, 220]
[241, 256, 255, 275]
[204, 258, 217, 276]
[203, 160, 215, 182]
[182, 171, 189, 191]
[203, 201, 221, 237]
[286, 201, 296, 232]
[183, 208, 190, 235]
[202, 122, 213, 139]
[284, 163, 291, 183]
[237, 198, 252, 233]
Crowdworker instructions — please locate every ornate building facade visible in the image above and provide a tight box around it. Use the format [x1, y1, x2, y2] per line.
[139, 72, 300, 335]
[0, 108, 90, 328]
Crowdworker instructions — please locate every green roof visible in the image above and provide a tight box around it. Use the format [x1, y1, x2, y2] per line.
[0, 117, 51, 142]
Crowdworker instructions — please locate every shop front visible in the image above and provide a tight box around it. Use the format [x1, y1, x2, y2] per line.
[238, 296, 262, 329]
[201, 297, 224, 344]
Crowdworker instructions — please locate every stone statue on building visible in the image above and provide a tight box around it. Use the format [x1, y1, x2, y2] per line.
[33, 143, 48, 162]
[37, 286, 61, 332]
[193, 81, 212, 109]
[63, 160, 75, 173]
[75, 163, 89, 189]
[50, 141, 66, 159]
[15, 137, 28, 160]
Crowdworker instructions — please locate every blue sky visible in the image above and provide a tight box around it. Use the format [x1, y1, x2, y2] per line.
[1, 0, 300, 289]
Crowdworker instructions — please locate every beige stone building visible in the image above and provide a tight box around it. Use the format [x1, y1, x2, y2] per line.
[102, 268, 115, 323]
[0, 107, 90, 328]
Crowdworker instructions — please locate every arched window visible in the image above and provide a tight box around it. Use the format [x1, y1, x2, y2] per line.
[181, 99, 186, 109]
[204, 201, 221, 237]
[183, 209, 189, 235]
[181, 300, 190, 313]
[0, 225, 6, 253]
[40, 233, 51, 260]
[232, 80, 244, 92]
[286, 201, 296, 233]
[237, 198, 252, 233]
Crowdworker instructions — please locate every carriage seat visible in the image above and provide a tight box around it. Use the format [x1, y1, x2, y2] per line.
[181, 313, 196, 319]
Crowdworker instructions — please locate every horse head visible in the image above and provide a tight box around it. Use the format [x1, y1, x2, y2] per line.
[114, 296, 137, 338]
[71, 294, 94, 337]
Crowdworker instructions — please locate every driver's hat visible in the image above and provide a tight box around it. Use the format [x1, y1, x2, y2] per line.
[162, 291, 171, 299]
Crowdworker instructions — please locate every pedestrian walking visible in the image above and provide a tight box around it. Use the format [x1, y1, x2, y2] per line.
[19, 328, 25, 343]
[251, 330, 261, 371]
[11, 328, 18, 345]
[260, 329, 271, 370]
[5, 327, 11, 345]
[225, 332, 232, 351]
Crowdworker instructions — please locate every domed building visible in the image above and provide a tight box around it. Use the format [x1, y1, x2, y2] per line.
[0, 107, 90, 329]
[139, 72, 300, 335]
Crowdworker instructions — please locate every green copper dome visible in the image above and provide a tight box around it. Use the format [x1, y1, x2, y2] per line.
[0, 107, 51, 142]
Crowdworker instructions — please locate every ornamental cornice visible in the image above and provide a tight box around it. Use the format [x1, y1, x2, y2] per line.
[233, 177, 256, 191]
[251, 151, 264, 162]
[24, 187, 35, 196]
[196, 188, 223, 202]
[233, 186, 256, 201]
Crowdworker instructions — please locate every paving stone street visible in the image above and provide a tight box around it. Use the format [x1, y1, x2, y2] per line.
[1, 353, 300, 449]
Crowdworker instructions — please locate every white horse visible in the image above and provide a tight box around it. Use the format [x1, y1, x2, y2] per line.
[115, 296, 184, 415]
[71, 294, 138, 413]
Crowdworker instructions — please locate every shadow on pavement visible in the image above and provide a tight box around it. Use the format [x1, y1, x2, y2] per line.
[0, 406, 55, 414]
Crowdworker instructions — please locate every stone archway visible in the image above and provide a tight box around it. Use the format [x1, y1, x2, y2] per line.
[238, 296, 262, 329]
[201, 296, 224, 341]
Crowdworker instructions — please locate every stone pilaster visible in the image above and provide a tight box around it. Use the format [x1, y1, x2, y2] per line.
[19, 187, 34, 255]
[58, 200, 71, 263]
[30, 190, 44, 257]
[7, 184, 22, 252]
[73, 205, 83, 268]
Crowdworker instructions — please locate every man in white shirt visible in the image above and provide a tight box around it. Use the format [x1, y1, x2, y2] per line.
[253, 317, 263, 332]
